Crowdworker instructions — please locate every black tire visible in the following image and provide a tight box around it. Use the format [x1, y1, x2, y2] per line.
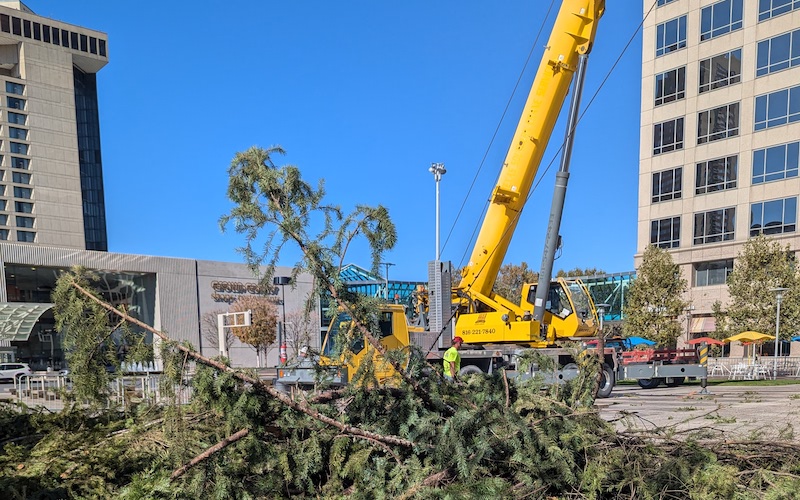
[666, 377, 686, 387]
[458, 365, 484, 378]
[637, 378, 664, 389]
[596, 364, 615, 398]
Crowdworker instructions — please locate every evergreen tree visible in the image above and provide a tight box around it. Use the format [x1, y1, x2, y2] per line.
[624, 245, 687, 346]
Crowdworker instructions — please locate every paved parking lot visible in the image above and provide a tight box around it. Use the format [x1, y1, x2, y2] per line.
[598, 382, 800, 440]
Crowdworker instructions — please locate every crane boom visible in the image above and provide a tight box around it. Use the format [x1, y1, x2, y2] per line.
[457, 0, 604, 299]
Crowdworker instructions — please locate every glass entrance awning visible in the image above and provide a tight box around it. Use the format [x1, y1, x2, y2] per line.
[0, 303, 54, 342]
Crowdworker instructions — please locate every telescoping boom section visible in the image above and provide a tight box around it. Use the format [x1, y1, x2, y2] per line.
[453, 0, 604, 346]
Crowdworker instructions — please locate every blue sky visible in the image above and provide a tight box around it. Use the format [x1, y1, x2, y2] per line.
[28, 1, 645, 282]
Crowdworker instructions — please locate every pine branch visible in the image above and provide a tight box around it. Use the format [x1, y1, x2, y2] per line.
[170, 427, 250, 480]
[68, 278, 415, 449]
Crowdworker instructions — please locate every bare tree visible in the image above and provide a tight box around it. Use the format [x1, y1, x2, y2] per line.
[283, 309, 318, 357]
[201, 309, 236, 353]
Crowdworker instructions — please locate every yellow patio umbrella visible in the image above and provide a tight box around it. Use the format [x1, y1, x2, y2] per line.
[724, 331, 775, 343]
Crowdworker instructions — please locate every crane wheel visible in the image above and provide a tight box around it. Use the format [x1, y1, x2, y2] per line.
[637, 378, 664, 389]
[596, 363, 615, 398]
[458, 365, 484, 378]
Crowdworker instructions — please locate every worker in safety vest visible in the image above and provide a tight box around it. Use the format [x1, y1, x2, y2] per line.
[443, 336, 463, 381]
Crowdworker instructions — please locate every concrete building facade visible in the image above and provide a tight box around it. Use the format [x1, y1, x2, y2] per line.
[638, 0, 800, 346]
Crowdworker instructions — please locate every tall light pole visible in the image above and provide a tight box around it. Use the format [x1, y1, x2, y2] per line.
[429, 162, 446, 261]
[274, 276, 291, 365]
[770, 287, 788, 379]
[379, 262, 394, 300]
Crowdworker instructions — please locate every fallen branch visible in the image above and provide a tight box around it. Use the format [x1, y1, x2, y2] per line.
[171, 428, 250, 480]
[70, 279, 415, 450]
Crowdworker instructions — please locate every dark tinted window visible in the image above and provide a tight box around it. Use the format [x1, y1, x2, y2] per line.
[12, 16, 21, 35]
[22, 19, 30, 38]
[99, 39, 106, 57]
[80, 34, 87, 52]
[61, 29, 69, 47]
[32, 22, 40, 40]
[42, 24, 50, 42]
[52, 27, 60, 45]
[89, 36, 97, 54]
[0, 14, 9, 33]
[70, 31, 79, 49]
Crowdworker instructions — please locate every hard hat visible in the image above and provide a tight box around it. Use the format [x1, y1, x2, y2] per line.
[452, 336, 464, 344]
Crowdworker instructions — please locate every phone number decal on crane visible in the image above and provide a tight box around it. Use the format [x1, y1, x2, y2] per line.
[464, 328, 496, 336]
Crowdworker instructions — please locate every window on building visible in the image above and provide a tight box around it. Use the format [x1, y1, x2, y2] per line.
[751, 197, 797, 236]
[754, 85, 800, 131]
[99, 39, 107, 57]
[0, 215, 6, 225]
[12, 17, 21, 36]
[0, 229, 7, 241]
[6, 97, 25, 110]
[652, 167, 682, 202]
[653, 117, 684, 155]
[651, 217, 681, 248]
[697, 102, 739, 144]
[696, 156, 737, 194]
[0, 200, 5, 210]
[655, 66, 686, 106]
[758, 0, 800, 21]
[16, 230, 35, 243]
[42, 24, 50, 43]
[89, 36, 97, 54]
[13, 187, 31, 199]
[658, 0, 678, 5]
[8, 127, 27, 140]
[9, 143, 28, 155]
[14, 201, 32, 213]
[52, 27, 60, 45]
[15, 216, 33, 228]
[656, 15, 687, 57]
[0, 14, 8, 33]
[0, 185, 5, 196]
[33, 22, 40, 40]
[22, 19, 30, 38]
[12, 172, 30, 184]
[701, 0, 743, 41]
[757, 29, 800, 77]
[11, 157, 29, 170]
[695, 259, 734, 286]
[5, 82, 23, 95]
[699, 49, 742, 93]
[7, 112, 26, 125]
[694, 208, 735, 244]
[70, 31, 78, 49]
[753, 141, 800, 184]
[61, 29, 69, 47]
[80, 34, 88, 52]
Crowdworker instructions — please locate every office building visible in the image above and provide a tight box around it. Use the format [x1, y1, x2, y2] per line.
[638, 0, 800, 345]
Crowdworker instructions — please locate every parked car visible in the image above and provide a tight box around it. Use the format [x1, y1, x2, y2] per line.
[0, 362, 32, 383]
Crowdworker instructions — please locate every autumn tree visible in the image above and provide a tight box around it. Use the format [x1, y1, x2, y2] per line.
[556, 267, 606, 278]
[228, 295, 279, 363]
[712, 235, 800, 345]
[623, 245, 687, 346]
[493, 262, 538, 304]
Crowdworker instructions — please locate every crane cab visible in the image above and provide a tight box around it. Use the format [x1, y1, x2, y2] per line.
[521, 278, 599, 343]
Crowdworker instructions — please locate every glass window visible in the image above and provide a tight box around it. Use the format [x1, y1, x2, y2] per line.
[11, 157, 29, 170]
[61, 29, 69, 47]
[701, 0, 743, 41]
[658, 0, 678, 5]
[751, 197, 797, 236]
[13, 186, 31, 199]
[33, 22, 40, 40]
[0, 229, 7, 240]
[697, 102, 739, 144]
[0, 14, 8, 33]
[70, 31, 79, 49]
[52, 26, 60, 45]
[99, 39, 107, 57]
[0, 215, 6, 225]
[7, 112, 26, 125]
[16, 230, 35, 243]
[695, 259, 734, 286]
[80, 34, 88, 52]
[42, 24, 50, 43]
[651, 217, 681, 248]
[699, 49, 742, 93]
[5, 81, 24, 95]
[696, 156, 738, 194]
[22, 19, 30, 38]
[656, 15, 687, 57]
[758, 0, 800, 21]
[753, 141, 800, 184]
[11, 17, 20, 36]
[15, 216, 33, 228]
[8, 127, 27, 140]
[12, 172, 30, 184]
[655, 66, 686, 106]
[756, 29, 800, 77]
[694, 208, 735, 244]
[14, 201, 33, 213]
[652, 167, 682, 203]
[6, 97, 25, 110]
[653, 117, 684, 155]
[90, 37, 97, 54]
[754, 85, 800, 130]
[9, 143, 28, 155]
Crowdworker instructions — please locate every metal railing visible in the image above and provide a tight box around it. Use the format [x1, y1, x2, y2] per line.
[707, 356, 800, 378]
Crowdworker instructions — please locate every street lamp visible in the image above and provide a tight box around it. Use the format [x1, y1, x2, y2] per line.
[770, 287, 789, 380]
[429, 162, 446, 261]
[379, 262, 394, 300]
[274, 276, 291, 365]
